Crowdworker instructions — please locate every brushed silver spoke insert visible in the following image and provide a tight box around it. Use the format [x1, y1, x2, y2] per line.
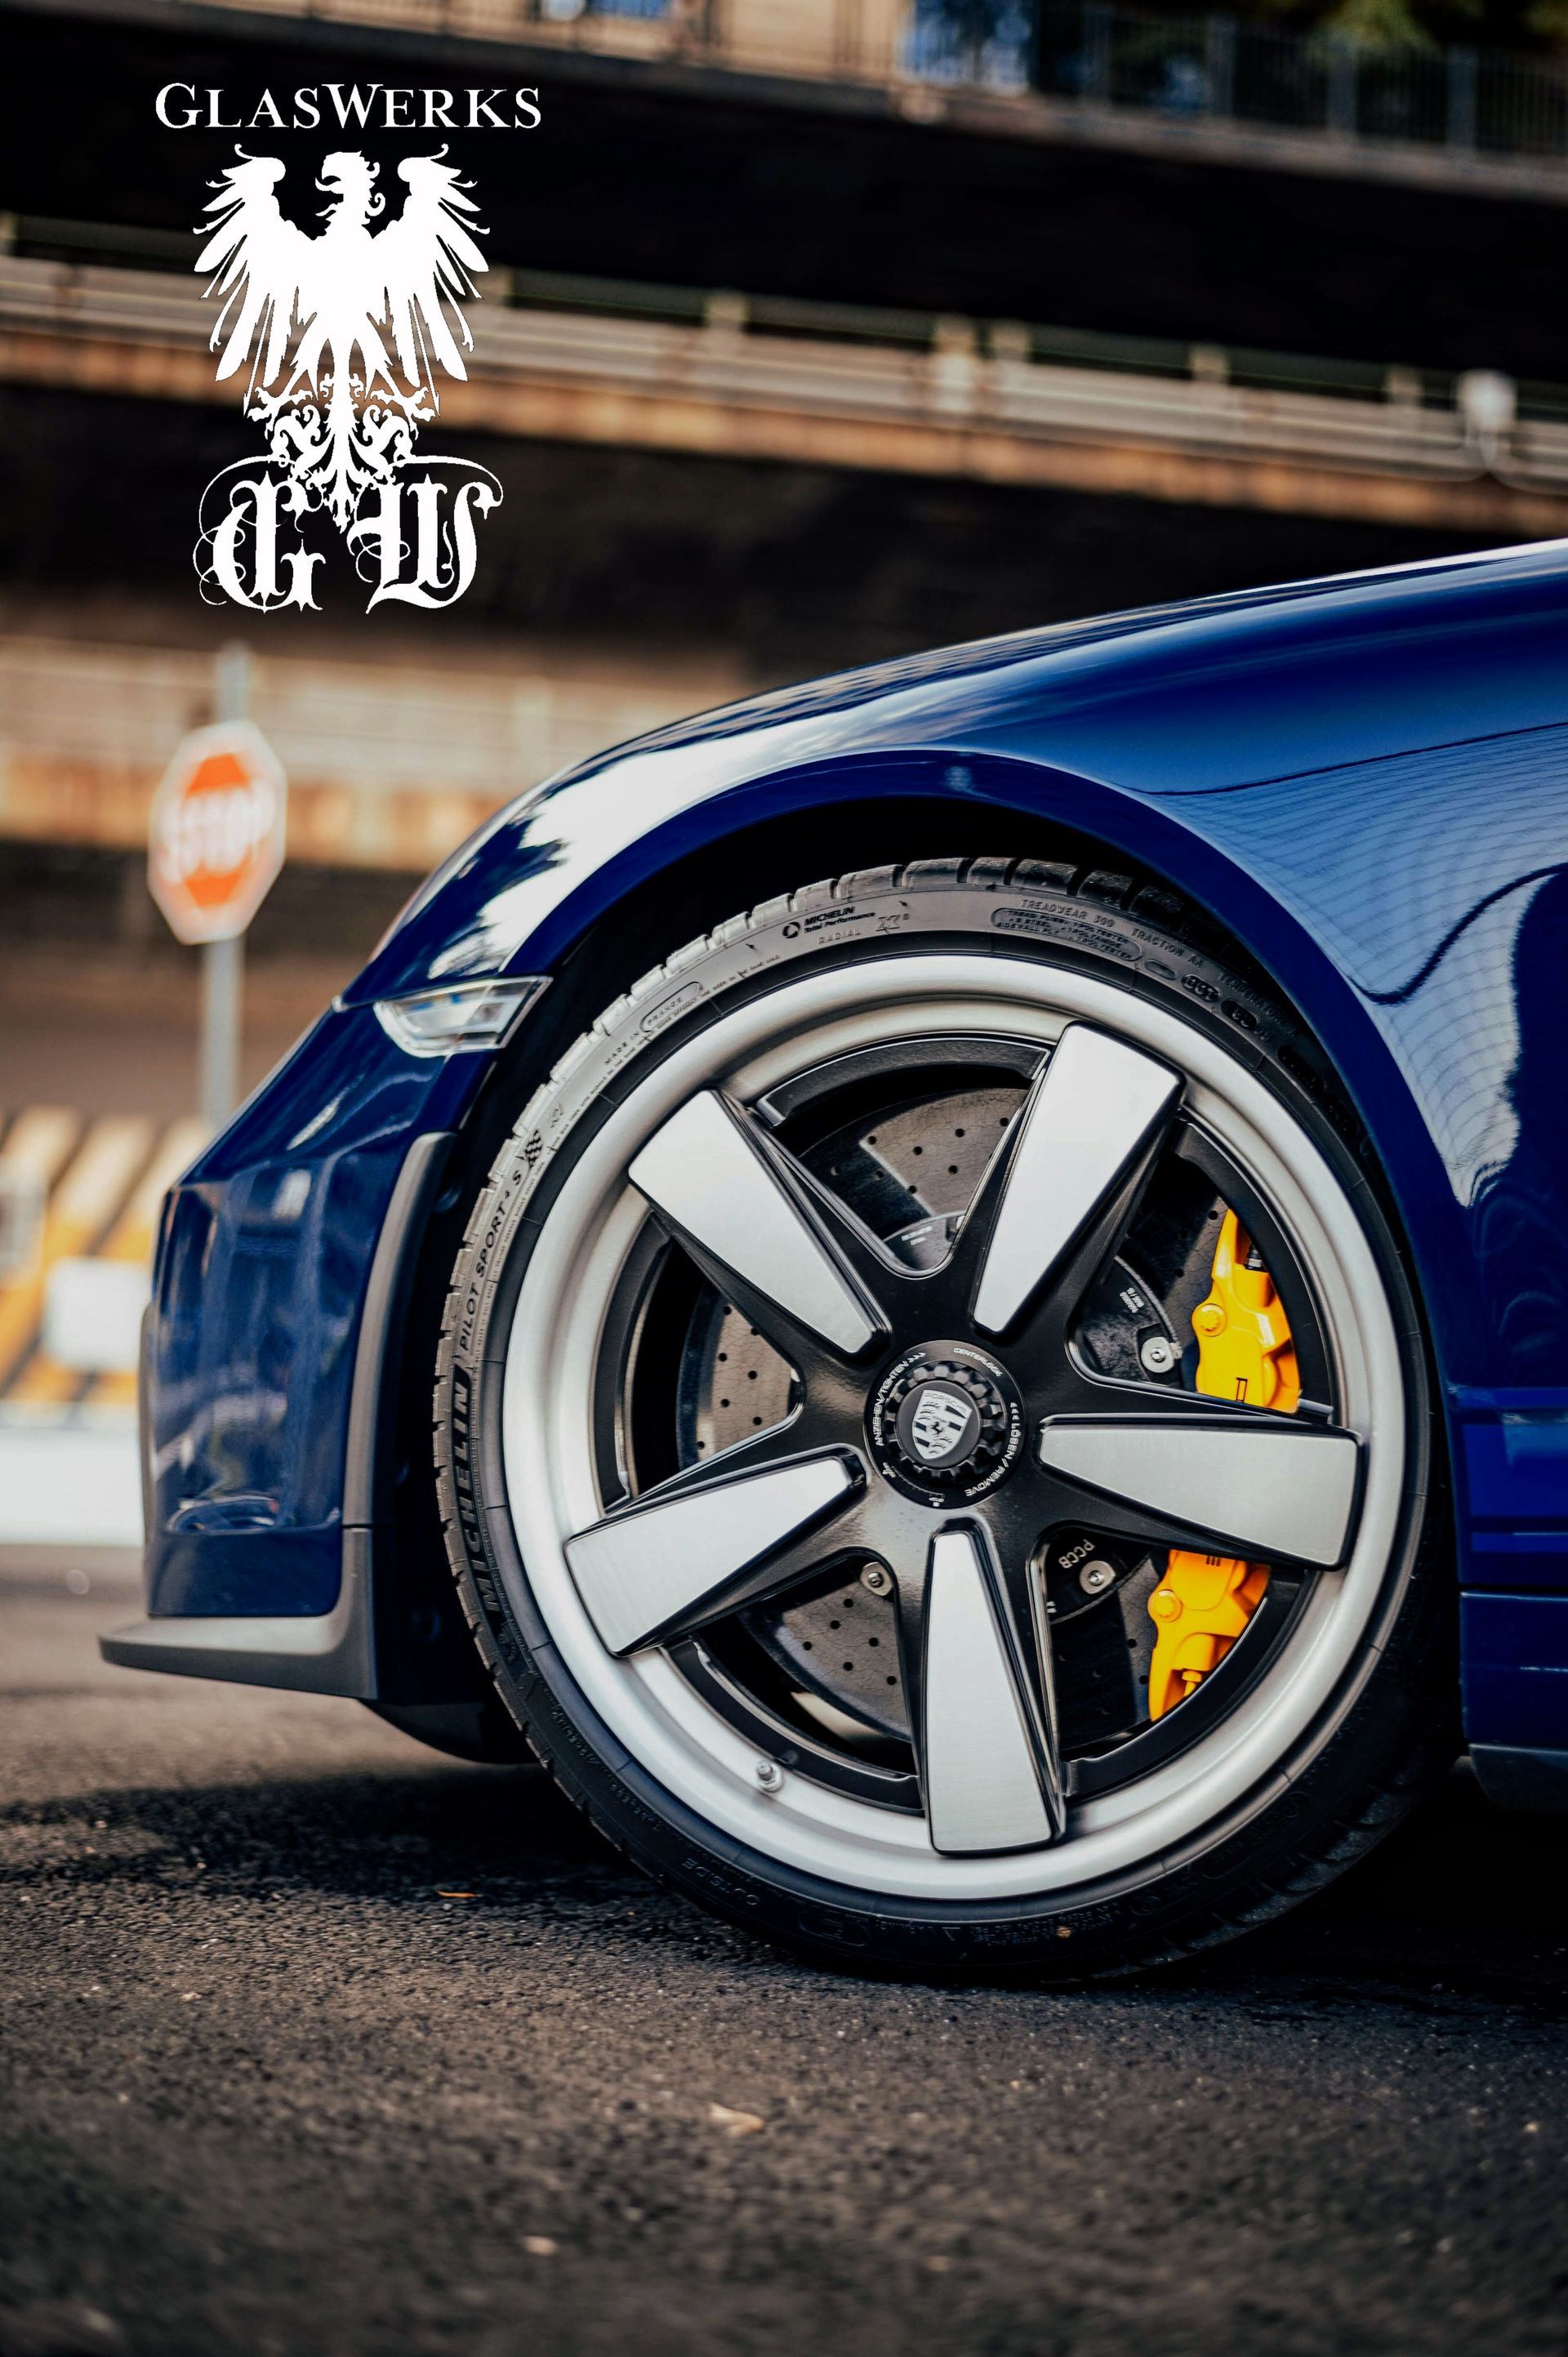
[1036, 1415, 1361, 1567]
[920, 1526, 1061, 1854]
[630, 1089, 885, 1357]
[971, 1024, 1179, 1337]
[565, 1449, 861, 1655]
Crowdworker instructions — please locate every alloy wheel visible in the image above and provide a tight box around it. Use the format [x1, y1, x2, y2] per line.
[499, 954, 1404, 1902]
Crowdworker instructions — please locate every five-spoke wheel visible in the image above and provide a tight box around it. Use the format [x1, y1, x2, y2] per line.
[561, 1023, 1361, 1858]
[439, 860, 1440, 1973]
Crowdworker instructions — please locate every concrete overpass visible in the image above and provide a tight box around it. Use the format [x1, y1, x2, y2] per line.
[5, 245, 1567, 540]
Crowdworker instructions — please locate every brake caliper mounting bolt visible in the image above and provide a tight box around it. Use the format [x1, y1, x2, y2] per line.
[754, 1759, 785, 1793]
[1079, 1559, 1116, 1596]
[860, 1565, 893, 1597]
[1139, 1334, 1177, 1375]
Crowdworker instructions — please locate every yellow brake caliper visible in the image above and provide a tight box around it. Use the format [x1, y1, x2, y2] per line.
[1147, 1210, 1298, 1720]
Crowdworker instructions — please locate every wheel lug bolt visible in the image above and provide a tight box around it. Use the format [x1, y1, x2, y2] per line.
[860, 1565, 893, 1597]
[1139, 1334, 1177, 1374]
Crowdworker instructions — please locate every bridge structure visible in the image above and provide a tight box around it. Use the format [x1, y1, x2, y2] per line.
[30, 0, 1568, 202]
[2, 0, 1564, 886]
[5, 230, 1566, 540]
[2, 0, 1565, 1445]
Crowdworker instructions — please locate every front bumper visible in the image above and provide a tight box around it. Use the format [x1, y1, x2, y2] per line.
[101, 1530, 378, 1694]
[100, 1000, 491, 1697]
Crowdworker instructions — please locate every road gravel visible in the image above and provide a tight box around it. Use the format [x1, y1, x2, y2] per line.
[2, 1545, 1566, 2357]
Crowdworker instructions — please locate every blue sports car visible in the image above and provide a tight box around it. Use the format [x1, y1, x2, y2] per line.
[105, 539, 1568, 1976]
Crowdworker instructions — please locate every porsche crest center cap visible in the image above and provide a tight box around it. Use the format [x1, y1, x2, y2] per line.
[869, 1342, 1024, 1506]
[906, 1382, 978, 1467]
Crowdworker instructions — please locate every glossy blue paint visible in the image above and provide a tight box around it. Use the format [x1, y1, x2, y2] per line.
[1462, 1593, 1568, 1749]
[1453, 1391, 1568, 1597]
[141, 541, 1568, 1762]
[145, 1005, 482, 1617]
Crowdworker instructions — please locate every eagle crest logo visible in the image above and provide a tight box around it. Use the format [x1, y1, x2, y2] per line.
[194, 147, 502, 612]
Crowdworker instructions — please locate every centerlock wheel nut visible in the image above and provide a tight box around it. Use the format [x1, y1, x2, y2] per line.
[867, 1342, 1024, 1507]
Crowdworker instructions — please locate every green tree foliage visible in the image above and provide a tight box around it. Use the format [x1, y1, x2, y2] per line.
[1241, 0, 1553, 56]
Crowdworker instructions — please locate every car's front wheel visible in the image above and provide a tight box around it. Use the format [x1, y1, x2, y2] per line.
[434, 856, 1453, 1976]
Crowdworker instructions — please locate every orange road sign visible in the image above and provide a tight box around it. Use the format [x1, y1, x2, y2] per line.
[148, 721, 287, 946]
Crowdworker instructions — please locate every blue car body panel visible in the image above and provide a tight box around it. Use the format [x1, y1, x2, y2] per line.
[148, 1010, 473, 1618]
[139, 542, 1568, 1762]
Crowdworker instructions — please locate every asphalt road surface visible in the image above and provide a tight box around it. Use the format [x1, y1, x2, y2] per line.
[3, 1544, 1566, 2357]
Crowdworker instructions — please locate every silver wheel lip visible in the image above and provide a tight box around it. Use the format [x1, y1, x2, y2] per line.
[499, 952, 1406, 1904]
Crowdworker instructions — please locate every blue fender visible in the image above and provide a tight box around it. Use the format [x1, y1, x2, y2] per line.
[145, 542, 1568, 1757]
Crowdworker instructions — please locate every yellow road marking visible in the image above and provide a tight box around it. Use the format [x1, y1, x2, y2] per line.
[2, 1116, 154, 1398]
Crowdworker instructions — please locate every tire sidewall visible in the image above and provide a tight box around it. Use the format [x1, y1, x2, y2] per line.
[435, 867, 1444, 1976]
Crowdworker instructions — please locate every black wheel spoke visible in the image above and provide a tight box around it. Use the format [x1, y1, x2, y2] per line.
[1048, 1361, 1309, 1422]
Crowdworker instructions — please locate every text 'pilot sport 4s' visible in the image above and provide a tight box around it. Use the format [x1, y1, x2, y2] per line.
[105, 543, 1568, 1976]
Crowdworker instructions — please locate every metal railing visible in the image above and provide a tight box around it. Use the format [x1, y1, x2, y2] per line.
[44, 0, 1568, 166]
[7, 231, 1568, 491]
[10, 211, 1568, 430]
[1022, 2, 1568, 158]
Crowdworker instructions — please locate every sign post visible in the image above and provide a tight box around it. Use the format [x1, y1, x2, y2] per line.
[149, 646, 287, 1125]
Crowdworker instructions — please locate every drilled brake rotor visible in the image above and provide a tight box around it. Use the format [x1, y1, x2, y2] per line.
[681, 1080, 1192, 1748]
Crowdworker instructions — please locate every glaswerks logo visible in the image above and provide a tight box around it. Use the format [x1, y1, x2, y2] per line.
[190, 142, 507, 613]
[157, 83, 541, 132]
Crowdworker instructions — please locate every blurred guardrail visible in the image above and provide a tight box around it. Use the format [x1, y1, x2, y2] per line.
[122, 0, 1568, 180]
[0, 1107, 206, 1403]
[0, 1108, 195, 1545]
[4, 224, 1568, 538]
